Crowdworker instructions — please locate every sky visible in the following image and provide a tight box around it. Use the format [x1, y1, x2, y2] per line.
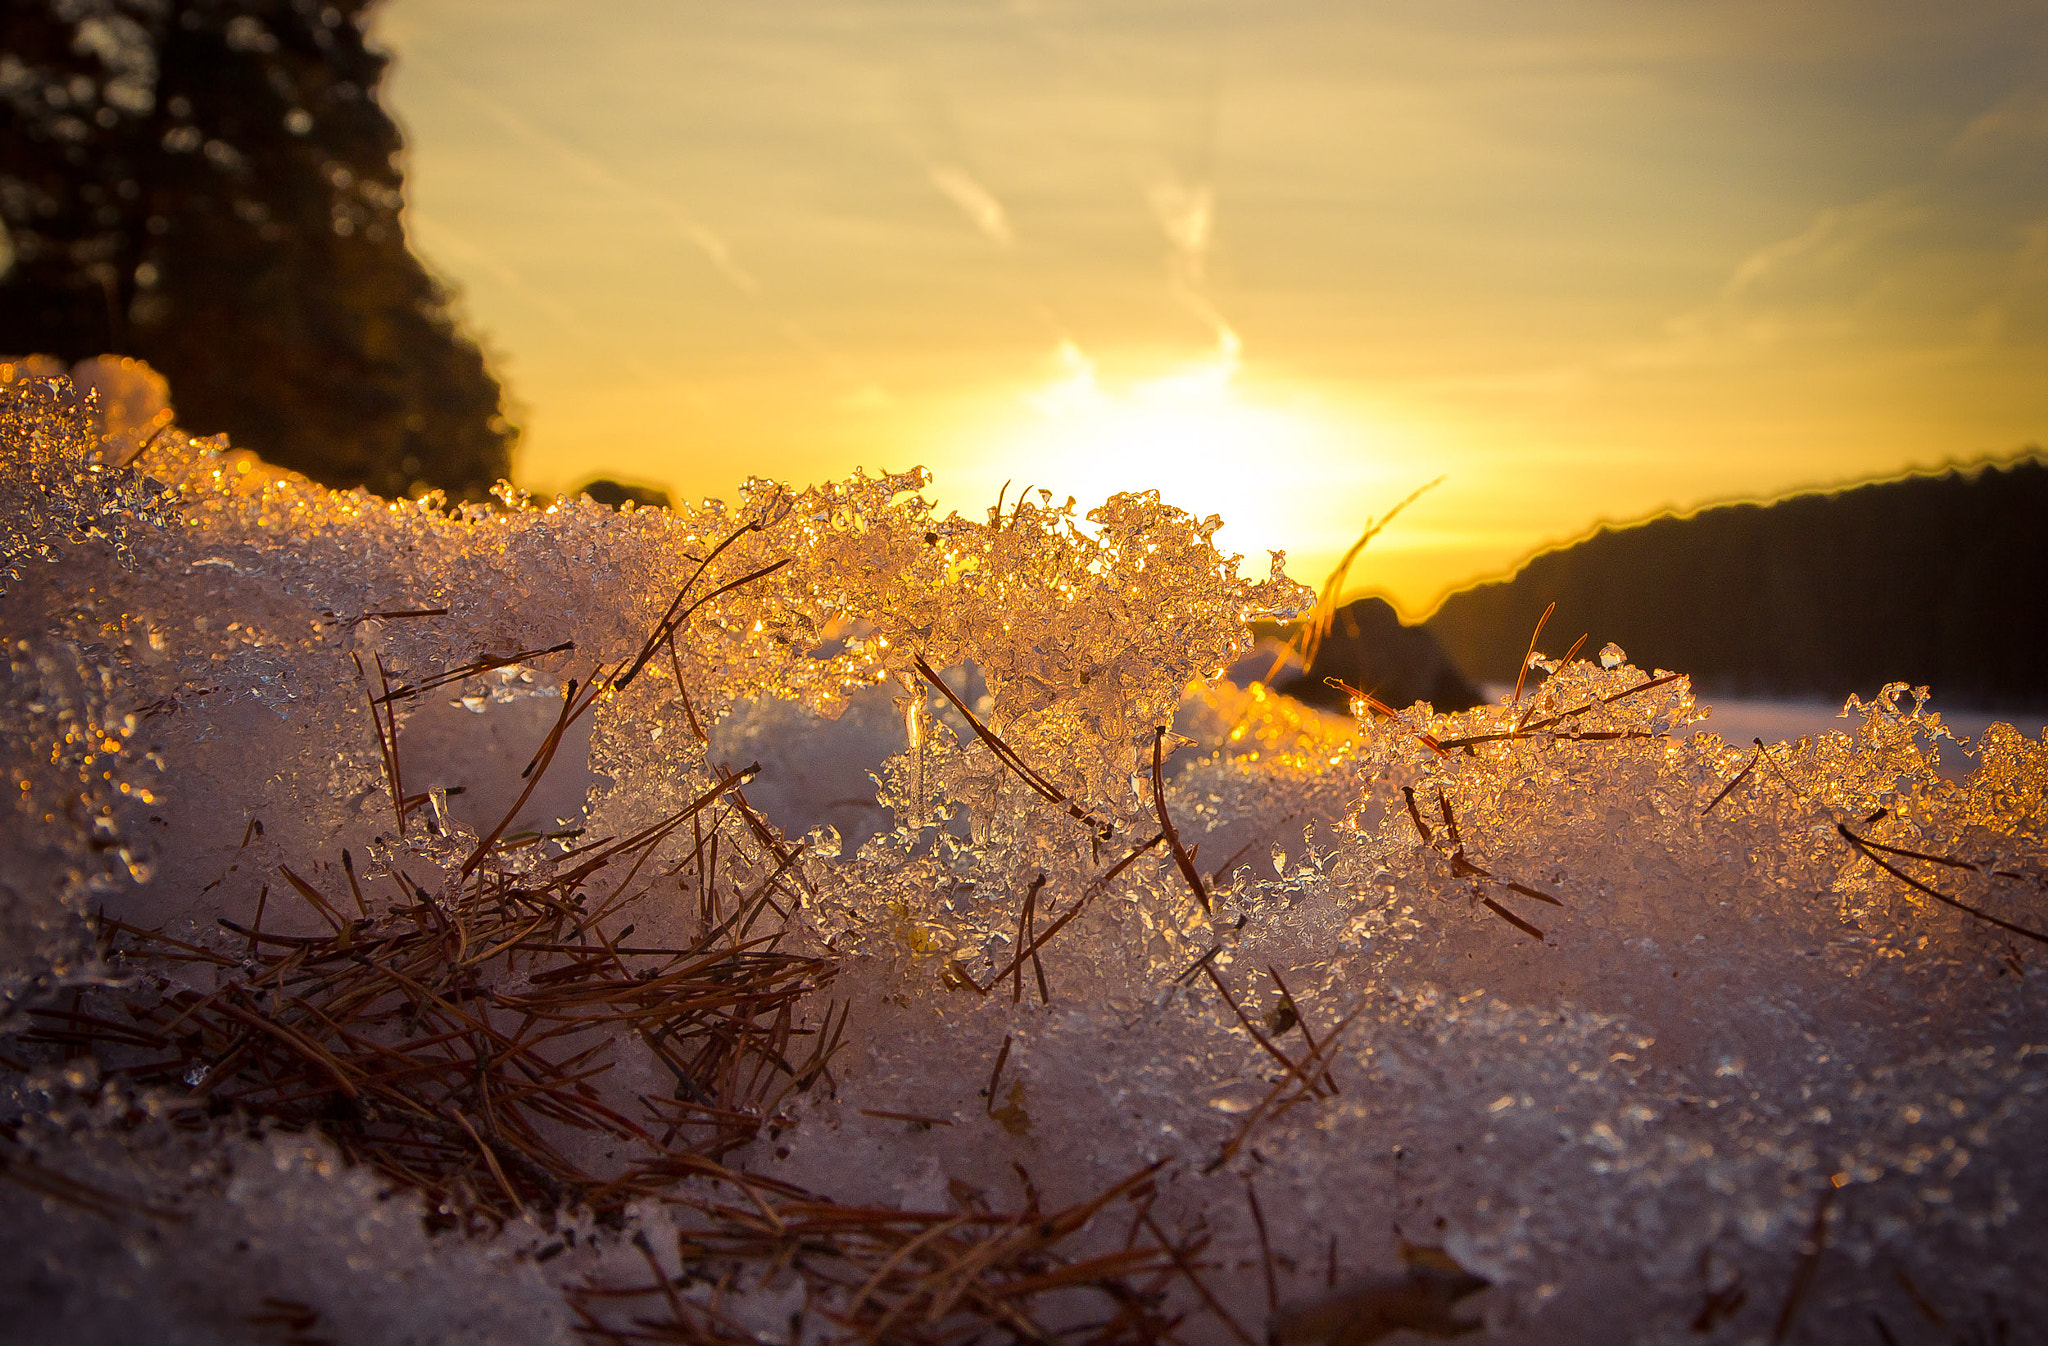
[374, 0, 2048, 618]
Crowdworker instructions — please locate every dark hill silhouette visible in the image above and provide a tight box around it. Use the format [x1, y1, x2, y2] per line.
[575, 478, 673, 510]
[1424, 454, 2048, 711]
[1250, 597, 1483, 714]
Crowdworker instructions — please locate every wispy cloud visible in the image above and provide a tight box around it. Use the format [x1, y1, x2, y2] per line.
[1949, 84, 2048, 156]
[377, 0, 2048, 610]
[407, 209, 667, 385]
[403, 51, 759, 296]
[1146, 174, 1213, 281]
[926, 164, 1014, 247]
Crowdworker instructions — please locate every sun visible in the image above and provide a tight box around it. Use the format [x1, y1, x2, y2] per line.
[970, 337, 1392, 582]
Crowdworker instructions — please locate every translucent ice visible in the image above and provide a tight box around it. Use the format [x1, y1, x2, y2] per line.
[3, 368, 2045, 1345]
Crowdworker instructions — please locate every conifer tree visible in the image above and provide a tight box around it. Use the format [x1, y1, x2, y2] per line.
[0, 0, 515, 500]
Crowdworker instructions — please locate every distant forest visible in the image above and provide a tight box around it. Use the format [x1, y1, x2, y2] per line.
[0, 0, 514, 501]
[1425, 455, 2048, 711]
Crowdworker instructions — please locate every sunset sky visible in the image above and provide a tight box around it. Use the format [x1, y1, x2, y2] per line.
[375, 0, 2047, 617]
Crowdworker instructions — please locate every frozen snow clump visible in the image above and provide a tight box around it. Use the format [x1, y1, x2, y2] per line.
[3, 367, 2045, 1345]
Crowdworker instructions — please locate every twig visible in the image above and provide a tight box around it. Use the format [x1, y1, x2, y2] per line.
[1839, 824, 2048, 946]
[912, 656, 1115, 839]
[1511, 601, 1555, 710]
[974, 832, 1164, 994]
[1153, 727, 1210, 911]
[984, 1036, 1013, 1118]
[1771, 1182, 1838, 1345]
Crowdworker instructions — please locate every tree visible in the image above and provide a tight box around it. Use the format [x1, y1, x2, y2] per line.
[0, 0, 515, 501]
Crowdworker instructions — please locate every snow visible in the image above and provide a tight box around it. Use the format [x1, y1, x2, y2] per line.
[1482, 683, 2048, 784]
[4, 363, 2047, 1345]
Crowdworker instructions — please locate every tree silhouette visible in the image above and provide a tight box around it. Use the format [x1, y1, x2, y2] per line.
[1425, 455, 2048, 710]
[0, 0, 515, 500]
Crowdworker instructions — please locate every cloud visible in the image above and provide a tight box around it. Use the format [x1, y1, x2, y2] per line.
[404, 51, 760, 296]
[926, 165, 1014, 247]
[1718, 193, 1924, 302]
[1147, 174, 1213, 279]
[406, 210, 668, 385]
[1950, 85, 2048, 156]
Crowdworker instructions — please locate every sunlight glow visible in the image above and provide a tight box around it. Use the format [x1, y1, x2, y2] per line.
[978, 335, 1388, 581]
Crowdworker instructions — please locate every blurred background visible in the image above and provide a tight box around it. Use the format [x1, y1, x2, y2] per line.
[4, 0, 2044, 705]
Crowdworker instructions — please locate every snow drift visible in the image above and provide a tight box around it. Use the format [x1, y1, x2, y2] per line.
[3, 362, 2046, 1345]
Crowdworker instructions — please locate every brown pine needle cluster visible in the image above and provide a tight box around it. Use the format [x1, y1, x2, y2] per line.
[566, 1163, 1207, 1344]
[37, 797, 839, 1229]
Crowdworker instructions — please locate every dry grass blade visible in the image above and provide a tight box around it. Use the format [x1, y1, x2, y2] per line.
[1152, 726, 1210, 912]
[1139, 1209, 1257, 1346]
[857, 1109, 954, 1128]
[570, 1161, 1187, 1345]
[1199, 962, 1328, 1100]
[1511, 601, 1555, 711]
[1702, 744, 1763, 815]
[1206, 1005, 1362, 1176]
[52, 778, 839, 1228]
[371, 641, 574, 704]
[462, 671, 607, 875]
[1838, 824, 2048, 946]
[0, 1139, 188, 1225]
[614, 501, 789, 694]
[1246, 1177, 1279, 1317]
[1435, 672, 1685, 753]
[983, 1035, 1013, 1118]
[1011, 873, 1050, 1005]
[1266, 965, 1337, 1095]
[1514, 629, 1588, 731]
[1405, 789, 1562, 939]
[912, 655, 1117, 840]
[352, 606, 449, 622]
[972, 832, 1164, 996]
[1770, 1182, 1838, 1345]
[1479, 897, 1545, 941]
[1329, 678, 1451, 755]
[1402, 786, 1433, 846]
[1280, 476, 1444, 678]
[618, 557, 794, 697]
[353, 651, 407, 837]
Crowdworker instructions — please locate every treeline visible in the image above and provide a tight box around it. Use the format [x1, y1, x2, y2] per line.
[0, 0, 514, 501]
[1425, 454, 2048, 711]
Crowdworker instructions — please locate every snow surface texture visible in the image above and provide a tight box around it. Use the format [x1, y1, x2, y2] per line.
[3, 363, 2046, 1344]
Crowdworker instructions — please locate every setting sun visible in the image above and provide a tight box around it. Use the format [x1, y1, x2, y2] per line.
[959, 334, 1409, 584]
[6, 2, 2047, 1339]
[364, 1, 2046, 617]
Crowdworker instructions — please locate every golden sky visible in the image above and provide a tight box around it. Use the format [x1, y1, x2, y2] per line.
[376, 1, 2048, 618]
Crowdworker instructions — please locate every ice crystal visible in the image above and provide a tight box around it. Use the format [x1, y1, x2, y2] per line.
[3, 369, 2046, 1345]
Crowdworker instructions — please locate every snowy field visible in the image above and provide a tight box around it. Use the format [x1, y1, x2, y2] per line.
[1483, 684, 2048, 784]
[5, 367, 2047, 1345]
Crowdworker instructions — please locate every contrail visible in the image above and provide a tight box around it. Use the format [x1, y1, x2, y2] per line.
[404, 51, 759, 296]
[406, 209, 669, 386]
[927, 164, 1015, 248]
[399, 50, 889, 400]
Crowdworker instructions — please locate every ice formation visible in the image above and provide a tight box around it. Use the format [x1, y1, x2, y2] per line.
[3, 362, 2046, 1344]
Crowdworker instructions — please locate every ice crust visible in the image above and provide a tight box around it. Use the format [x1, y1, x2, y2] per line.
[2, 367, 2046, 1344]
